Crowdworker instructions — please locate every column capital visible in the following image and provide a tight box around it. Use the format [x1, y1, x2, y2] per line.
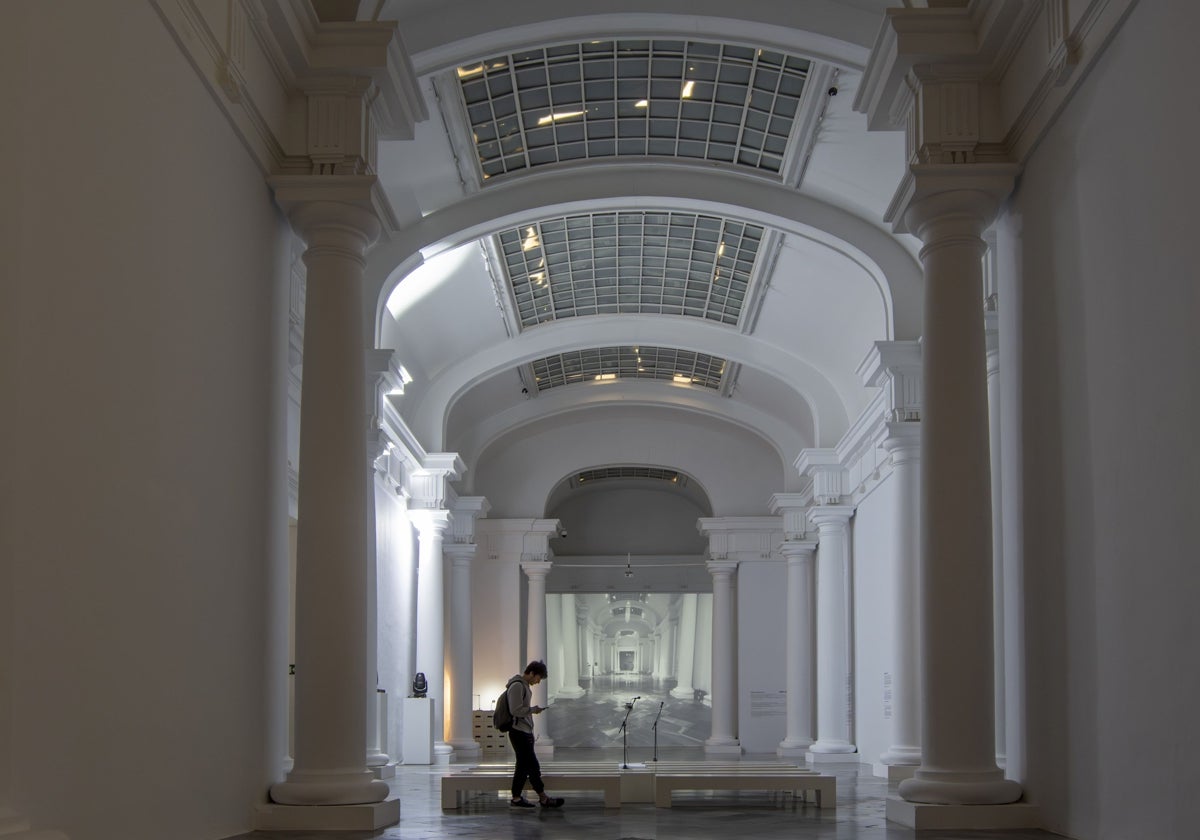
[269, 179, 384, 244]
[881, 421, 922, 463]
[443, 543, 477, 565]
[777, 539, 819, 561]
[895, 164, 1021, 243]
[706, 559, 740, 578]
[521, 560, 553, 580]
[410, 508, 451, 537]
[808, 505, 855, 531]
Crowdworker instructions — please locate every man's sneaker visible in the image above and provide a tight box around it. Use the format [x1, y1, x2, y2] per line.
[510, 798, 535, 808]
[539, 796, 565, 808]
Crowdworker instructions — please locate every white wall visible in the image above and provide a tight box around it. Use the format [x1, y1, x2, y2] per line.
[999, 3, 1200, 837]
[375, 484, 418, 761]
[471, 524, 529, 706]
[0, 3, 291, 839]
[736, 559, 788, 753]
[850, 477, 898, 765]
[550, 486, 709, 556]
[473, 405, 786, 517]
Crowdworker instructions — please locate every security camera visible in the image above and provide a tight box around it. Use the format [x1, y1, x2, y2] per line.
[827, 86, 838, 96]
[521, 387, 529, 394]
[558, 528, 568, 538]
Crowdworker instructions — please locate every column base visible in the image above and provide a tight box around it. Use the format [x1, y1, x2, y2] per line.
[269, 770, 389, 805]
[254, 798, 400, 831]
[448, 739, 482, 761]
[899, 771, 1022, 805]
[556, 686, 585, 699]
[433, 742, 455, 766]
[704, 738, 742, 757]
[669, 686, 695, 700]
[534, 742, 555, 760]
[370, 763, 396, 780]
[776, 739, 812, 760]
[879, 745, 922, 765]
[887, 796, 1038, 829]
[873, 762, 918, 781]
[806, 750, 859, 765]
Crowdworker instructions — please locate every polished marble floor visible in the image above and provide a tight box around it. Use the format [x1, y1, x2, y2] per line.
[226, 748, 1070, 840]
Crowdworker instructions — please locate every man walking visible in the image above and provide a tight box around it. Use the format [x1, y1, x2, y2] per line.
[506, 660, 565, 808]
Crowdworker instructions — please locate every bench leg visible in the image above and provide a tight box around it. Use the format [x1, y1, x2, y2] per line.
[604, 786, 621, 808]
[654, 787, 673, 808]
[441, 786, 459, 809]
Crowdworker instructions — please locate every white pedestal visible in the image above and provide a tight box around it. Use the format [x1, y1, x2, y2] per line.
[873, 762, 918, 781]
[402, 698, 434, 765]
[887, 796, 1039, 829]
[254, 799, 400, 831]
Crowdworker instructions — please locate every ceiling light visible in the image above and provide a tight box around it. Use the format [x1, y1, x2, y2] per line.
[537, 110, 587, 126]
[681, 80, 695, 99]
[717, 241, 726, 257]
[521, 226, 540, 251]
[457, 64, 484, 79]
[634, 100, 648, 108]
[594, 373, 617, 381]
[673, 374, 693, 384]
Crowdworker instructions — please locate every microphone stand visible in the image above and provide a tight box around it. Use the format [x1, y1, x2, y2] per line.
[651, 701, 664, 762]
[618, 697, 638, 768]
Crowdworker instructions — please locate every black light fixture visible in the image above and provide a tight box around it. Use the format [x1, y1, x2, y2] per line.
[624, 552, 633, 578]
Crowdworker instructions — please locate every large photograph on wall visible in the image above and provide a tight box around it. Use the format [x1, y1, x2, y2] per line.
[542, 592, 713, 749]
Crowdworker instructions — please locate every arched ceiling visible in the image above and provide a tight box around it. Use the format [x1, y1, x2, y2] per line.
[358, 2, 920, 510]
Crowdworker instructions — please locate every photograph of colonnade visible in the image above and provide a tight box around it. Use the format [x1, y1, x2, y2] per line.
[540, 592, 714, 749]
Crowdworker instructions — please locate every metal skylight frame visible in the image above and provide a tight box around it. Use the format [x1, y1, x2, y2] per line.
[456, 39, 811, 180]
[497, 211, 764, 327]
[529, 346, 727, 392]
[574, 466, 687, 485]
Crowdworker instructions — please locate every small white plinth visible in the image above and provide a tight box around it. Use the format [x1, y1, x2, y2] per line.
[873, 762, 918, 781]
[806, 750, 859, 765]
[402, 698, 434, 765]
[777, 744, 811, 760]
[253, 798, 400, 830]
[886, 796, 1040, 829]
[371, 763, 396, 780]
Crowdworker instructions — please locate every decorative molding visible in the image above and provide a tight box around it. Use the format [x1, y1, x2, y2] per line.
[795, 448, 847, 505]
[449, 496, 491, 545]
[769, 493, 811, 541]
[858, 340, 922, 423]
[406, 452, 465, 510]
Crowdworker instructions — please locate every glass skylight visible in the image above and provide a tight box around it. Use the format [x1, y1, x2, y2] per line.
[498, 211, 763, 327]
[457, 39, 810, 179]
[530, 346, 727, 392]
[575, 466, 686, 485]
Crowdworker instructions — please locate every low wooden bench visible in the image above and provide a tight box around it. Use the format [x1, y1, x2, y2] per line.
[441, 770, 622, 809]
[652, 770, 835, 809]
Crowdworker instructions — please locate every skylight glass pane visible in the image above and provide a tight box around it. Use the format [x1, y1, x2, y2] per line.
[500, 211, 764, 327]
[458, 40, 810, 180]
[530, 346, 727, 392]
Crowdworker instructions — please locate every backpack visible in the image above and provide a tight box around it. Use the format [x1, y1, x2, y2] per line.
[493, 687, 514, 732]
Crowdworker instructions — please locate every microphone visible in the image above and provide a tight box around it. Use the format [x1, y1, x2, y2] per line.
[632, 696, 641, 700]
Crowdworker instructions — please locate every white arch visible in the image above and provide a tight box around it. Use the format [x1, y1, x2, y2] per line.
[411, 314, 847, 450]
[394, 2, 878, 74]
[368, 162, 922, 343]
[451, 383, 812, 483]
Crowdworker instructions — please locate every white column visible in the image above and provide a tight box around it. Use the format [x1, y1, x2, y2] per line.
[559, 593, 584, 698]
[807, 505, 856, 755]
[985, 304, 1006, 768]
[269, 201, 388, 807]
[365, 437, 390, 772]
[669, 594, 698, 699]
[521, 561, 554, 752]
[897, 174, 1021, 806]
[705, 561, 740, 754]
[880, 424, 923, 767]
[445, 546, 480, 756]
[776, 539, 817, 757]
[411, 510, 452, 763]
